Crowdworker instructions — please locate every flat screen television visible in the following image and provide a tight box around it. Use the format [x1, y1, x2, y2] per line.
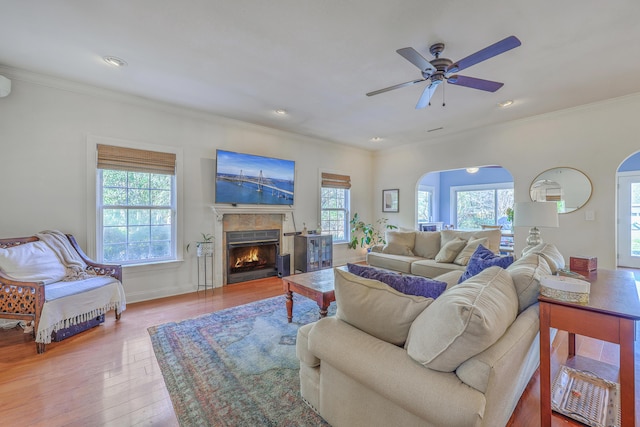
[215, 149, 295, 205]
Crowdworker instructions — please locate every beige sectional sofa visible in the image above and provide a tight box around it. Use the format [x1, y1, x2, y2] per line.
[297, 243, 565, 427]
[366, 229, 503, 278]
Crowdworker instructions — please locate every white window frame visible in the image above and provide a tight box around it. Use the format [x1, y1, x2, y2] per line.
[450, 183, 513, 229]
[319, 170, 350, 244]
[416, 184, 435, 226]
[87, 135, 184, 266]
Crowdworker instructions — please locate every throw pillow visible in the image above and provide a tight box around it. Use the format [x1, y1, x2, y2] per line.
[334, 268, 433, 346]
[413, 231, 441, 259]
[406, 266, 518, 372]
[434, 237, 467, 263]
[454, 237, 488, 266]
[441, 229, 502, 254]
[458, 244, 514, 283]
[0, 241, 66, 284]
[522, 243, 565, 273]
[506, 252, 553, 313]
[382, 231, 416, 256]
[346, 264, 447, 299]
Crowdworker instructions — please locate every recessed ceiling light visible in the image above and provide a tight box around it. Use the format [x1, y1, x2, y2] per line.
[498, 100, 514, 108]
[370, 137, 383, 142]
[103, 56, 127, 67]
[274, 109, 288, 115]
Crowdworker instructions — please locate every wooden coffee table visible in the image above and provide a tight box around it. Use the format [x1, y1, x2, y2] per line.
[282, 267, 339, 323]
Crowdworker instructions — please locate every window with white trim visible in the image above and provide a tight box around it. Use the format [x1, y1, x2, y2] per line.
[452, 183, 513, 230]
[320, 172, 351, 243]
[417, 185, 434, 223]
[97, 144, 177, 264]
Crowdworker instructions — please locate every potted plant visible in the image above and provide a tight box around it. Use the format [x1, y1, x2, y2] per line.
[187, 233, 214, 256]
[348, 213, 397, 250]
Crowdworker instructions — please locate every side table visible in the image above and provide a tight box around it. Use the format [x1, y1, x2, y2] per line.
[539, 269, 640, 426]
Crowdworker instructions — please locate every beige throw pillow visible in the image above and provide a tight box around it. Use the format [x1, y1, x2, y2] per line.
[406, 267, 518, 372]
[435, 237, 467, 263]
[413, 231, 441, 259]
[453, 237, 488, 266]
[334, 268, 433, 346]
[441, 229, 501, 254]
[522, 243, 565, 273]
[506, 252, 553, 313]
[382, 231, 416, 256]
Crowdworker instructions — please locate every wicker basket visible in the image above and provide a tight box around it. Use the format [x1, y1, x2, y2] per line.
[551, 365, 620, 427]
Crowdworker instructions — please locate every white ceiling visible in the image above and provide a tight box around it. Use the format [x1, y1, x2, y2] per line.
[2, 1, 640, 150]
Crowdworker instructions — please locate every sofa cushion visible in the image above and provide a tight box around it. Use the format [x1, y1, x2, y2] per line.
[347, 264, 447, 299]
[382, 231, 416, 256]
[366, 251, 419, 274]
[458, 244, 514, 283]
[406, 266, 518, 372]
[0, 240, 66, 284]
[410, 259, 466, 278]
[507, 252, 553, 313]
[454, 237, 488, 266]
[334, 268, 433, 346]
[522, 243, 565, 273]
[435, 237, 467, 263]
[441, 229, 502, 254]
[413, 231, 441, 259]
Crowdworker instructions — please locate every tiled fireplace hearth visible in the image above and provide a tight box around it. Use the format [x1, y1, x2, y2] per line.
[211, 206, 295, 285]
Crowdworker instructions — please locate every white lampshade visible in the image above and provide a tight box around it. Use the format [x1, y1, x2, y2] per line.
[513, 202, 559, 228]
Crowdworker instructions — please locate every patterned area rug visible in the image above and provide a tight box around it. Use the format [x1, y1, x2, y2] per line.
[148, 295, 334, 427]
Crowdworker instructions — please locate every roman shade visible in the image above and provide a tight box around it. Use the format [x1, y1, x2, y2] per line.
[97, 144, 176, 175]
[321, 172, 351, 189]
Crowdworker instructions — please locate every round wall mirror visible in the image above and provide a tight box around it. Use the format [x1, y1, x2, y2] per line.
[530, 167, 592, 213]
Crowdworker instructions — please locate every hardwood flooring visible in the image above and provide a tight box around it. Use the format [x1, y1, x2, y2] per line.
[0, 276, 638, 426]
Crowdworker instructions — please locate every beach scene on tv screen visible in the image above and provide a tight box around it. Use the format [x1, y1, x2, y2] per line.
[215, 150, 295, 205]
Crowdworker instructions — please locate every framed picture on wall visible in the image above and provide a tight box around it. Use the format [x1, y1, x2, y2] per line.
[382, 189, 399, 212]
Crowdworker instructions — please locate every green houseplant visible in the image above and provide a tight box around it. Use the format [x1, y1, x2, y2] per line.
[187, 233, 214, 256]
[348, 213, 397, 250]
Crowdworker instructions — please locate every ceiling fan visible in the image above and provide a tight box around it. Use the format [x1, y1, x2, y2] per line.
[367, 36, 521, 109]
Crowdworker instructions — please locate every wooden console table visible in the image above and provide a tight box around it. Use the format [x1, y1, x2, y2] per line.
[539, 269, 640, 426]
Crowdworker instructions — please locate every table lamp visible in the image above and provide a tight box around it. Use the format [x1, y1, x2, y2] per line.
[513, 201, 559, 254]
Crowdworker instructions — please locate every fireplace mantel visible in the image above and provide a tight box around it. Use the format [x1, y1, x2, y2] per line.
[210, 205, 294, 221]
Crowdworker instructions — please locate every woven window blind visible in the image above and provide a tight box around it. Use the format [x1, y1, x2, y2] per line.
[97, 144, 176, 175]
[321, 172, 351, 189]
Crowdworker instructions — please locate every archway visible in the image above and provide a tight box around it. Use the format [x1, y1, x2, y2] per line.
[415, 165, 514, 231]
[617, 151, 640, 267]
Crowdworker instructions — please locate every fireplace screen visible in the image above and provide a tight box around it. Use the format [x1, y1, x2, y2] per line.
[226, 229, 279, 284]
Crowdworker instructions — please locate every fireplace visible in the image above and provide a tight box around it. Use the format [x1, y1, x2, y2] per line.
[226, 229, 279, 284]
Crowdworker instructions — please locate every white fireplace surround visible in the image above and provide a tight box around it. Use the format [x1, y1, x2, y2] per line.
[210, 205, 297, 286]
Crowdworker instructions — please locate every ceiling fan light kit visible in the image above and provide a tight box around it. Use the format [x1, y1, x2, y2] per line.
[367, 36, 521, 109]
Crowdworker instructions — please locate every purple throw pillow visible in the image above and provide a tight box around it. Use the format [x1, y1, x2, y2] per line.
[458, 244, 514, 283]
[346, 263, 447, 299]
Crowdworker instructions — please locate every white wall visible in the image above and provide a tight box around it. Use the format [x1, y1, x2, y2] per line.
[0, 69, 373, 302]
[373, 93, 640, 268]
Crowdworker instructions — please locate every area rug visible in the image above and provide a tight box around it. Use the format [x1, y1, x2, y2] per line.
[148, 295, 334, 427]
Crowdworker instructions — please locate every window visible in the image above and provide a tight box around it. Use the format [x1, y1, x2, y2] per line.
[417, 185, 434, 223]
[320, 172, 351, 243]
[97, 144, 177, 265]
[452, 183, 513, 230]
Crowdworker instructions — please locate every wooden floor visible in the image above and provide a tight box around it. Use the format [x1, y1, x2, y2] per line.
[0, 276, 638, 427]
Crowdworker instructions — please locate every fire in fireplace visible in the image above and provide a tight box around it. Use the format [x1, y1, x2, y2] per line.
[226, 229, 280, 284]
